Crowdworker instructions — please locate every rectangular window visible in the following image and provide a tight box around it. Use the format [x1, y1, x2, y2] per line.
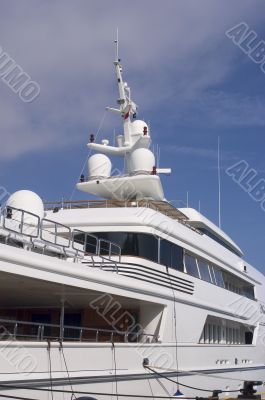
[160, 239, 184, 271]
[211, 266, 225, 288]
[184, 253, 200, 278]
[171, 243, 184, 271]
[197, 259, 212, 282]
[160, 239, 172, 268]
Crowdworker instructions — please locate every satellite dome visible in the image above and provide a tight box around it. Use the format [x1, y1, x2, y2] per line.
[6, 190, 44, 226]
[88, 154, 112, 179]
[131, 120, 148, 136]
[130, 148, 155, 174]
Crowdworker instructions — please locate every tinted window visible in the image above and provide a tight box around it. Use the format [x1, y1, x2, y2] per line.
[211, 266, 224, 288]
[160, 239, 171, 268]
[160, 239, 184, 271]
[242, 285, 255, 300]
[197, 259, 212, 282]
[185, 254, 199, 278]
[73, 233, 97, 254]
[91, 232, 158, 263]
[137, 233, 158, 262]
[171, 243, 184, 271]
[198, 228, 241, 257]
[245, 331, 253, 345]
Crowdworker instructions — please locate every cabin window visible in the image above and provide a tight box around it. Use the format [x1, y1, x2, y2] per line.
[88, 232, 159, 263]
[211, 266, 225, 288]
[184, 253, 200, 278]
[184, 253, 254, 300]
[245, 331, 253, 345]
[198, 227, 241, 257]
[197, 259, 212, 283]
[160, 239, 184, 271]
[87, 231, 184, 271]
[171, 242, 184, 271]
[200, 316, 254, 345]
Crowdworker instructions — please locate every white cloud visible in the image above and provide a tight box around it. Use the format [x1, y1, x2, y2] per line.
[0, 0, 264, 160]
[163, 144, 238, 162]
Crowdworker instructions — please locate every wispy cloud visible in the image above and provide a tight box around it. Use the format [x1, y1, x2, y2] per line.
[0, 0, 263, 160]
[186, 91, 265, 127]
[163, 145, 238, 162]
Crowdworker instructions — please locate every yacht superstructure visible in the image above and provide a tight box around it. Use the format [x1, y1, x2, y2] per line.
[0, 50, 264, 400]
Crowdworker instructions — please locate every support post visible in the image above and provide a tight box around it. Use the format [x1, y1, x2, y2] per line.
[60, 299, 65, 341]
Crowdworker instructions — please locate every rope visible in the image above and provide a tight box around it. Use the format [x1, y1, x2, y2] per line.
[0, 395, 39, 400]
[47, 340, 54, 400]
[112, 341, 119, 400]
[0, 384, 197, 399]
[145, 366, 240, 393]
[166, 267, 180, 391]
[59, 340, 76, 399]
[148, 365, 246, 383]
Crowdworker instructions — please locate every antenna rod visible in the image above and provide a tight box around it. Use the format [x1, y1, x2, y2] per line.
[115, 27, 119, 61]
[218, 136, 221, 229]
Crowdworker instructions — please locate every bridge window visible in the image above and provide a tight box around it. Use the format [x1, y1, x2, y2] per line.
[184, 253, 200, 278]
[197, 259, 212, 283]
[160, 239, 183, 271]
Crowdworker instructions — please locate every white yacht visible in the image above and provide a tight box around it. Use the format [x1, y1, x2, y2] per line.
[0, 49, 264, 400]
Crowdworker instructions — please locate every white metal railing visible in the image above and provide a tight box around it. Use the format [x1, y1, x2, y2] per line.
[0, 206, 121, 263]
[0, 318, 157, 343]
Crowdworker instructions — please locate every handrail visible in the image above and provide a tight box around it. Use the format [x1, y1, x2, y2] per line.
[0, 206, 122, 262]
[0, 318, 157, 343]
[43, 199, 202, 234]
[41, 218, 71, 247]
[98, 238, 121, 261]
[3, 206, 40, 238]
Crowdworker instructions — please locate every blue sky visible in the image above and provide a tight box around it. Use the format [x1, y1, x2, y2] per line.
[0, 0, 265, 271]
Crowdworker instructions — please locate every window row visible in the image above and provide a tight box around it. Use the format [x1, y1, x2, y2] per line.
[198, 227, 241, 257]
[184, 252, 255, 299]
[74, 231, 255, 300]
[81, 231, 184, 271]
[200, 317, 254, 345]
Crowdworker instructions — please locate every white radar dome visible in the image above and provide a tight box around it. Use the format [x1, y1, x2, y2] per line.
[6, 190, 44, 225]
[88, 153, 112, 179]
[130, 148, 155, 174]
[131, 120, 148, 136]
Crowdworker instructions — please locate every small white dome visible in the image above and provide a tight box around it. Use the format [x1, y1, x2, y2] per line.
[131, 120, 148, 136]
[129, 148, 155, 174]
[6, 190, 44, 226]
[88, 153, 112, 179]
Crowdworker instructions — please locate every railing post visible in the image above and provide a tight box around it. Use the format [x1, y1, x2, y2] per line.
[37, 325, 41, 340]
[79, 329, 83, 342]
[96, 330, 99, 342]
[40, 325, 44, 341]
[60, 299, 65, 342]
[13, 323, 18, 339]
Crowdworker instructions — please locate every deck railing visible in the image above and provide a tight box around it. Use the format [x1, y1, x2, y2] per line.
[0, 205, 122, 262]
[0, 318, 158, 343]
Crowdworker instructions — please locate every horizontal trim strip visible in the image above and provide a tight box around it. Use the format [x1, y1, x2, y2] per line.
[90, 261, 194, 289]
[84, 259, 194, 287]
[1, 365, 265, 387]
[110, 269, 193, 295]
[102, 265, 194, 294]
